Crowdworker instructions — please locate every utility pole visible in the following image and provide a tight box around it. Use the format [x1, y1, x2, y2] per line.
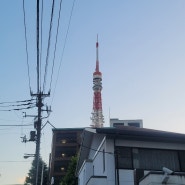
[33, 1, 50, 185]
[36, 93, 42, 185]
[35, 0, 41, 184]
[33, 92, 42, 185]
[32, 92, 49, 185]
[22, 1, 51, 185]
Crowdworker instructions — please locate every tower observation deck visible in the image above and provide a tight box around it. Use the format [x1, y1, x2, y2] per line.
[91, 38, 104, 128]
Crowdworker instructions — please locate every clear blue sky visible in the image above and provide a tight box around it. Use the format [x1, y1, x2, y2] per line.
[0, 0, 185, 184]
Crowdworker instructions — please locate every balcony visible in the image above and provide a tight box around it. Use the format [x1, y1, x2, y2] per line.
[53, 171, 66, 176]
[55, 156, 71, 161]
[139, 172, 185, 185]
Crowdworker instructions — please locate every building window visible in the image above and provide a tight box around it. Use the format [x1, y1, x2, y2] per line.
[116, 147, 183, 172]
[113, 123, 124, 127]
[55, 146, 76, 158]
[179, 151, 185, 171]
[56, 132, 77, 144]
[61, 153, 65, 157]
[61, 139, 67, 144]
[133, 148, 180, 171]
[128, 122, 140, 127]
[116, 147, 132, 169]
[54, 161, 69, 173]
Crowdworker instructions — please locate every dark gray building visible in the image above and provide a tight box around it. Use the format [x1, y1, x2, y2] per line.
[49, 128, 83, 184]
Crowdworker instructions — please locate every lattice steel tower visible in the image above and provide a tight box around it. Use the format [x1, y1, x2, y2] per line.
[91, 37, 104, 128]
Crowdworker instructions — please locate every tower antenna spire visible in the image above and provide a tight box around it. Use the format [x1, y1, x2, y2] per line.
[96, 35, 99, 72]
[91, 37, 104, 128]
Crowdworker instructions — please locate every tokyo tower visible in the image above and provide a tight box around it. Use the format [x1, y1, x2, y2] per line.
[91, 37, 104, 128]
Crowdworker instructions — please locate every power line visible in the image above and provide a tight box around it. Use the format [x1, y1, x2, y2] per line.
[51, 0, 76, 105]
[0, 160, 31, 163]
[36, 0, 40, 93]
[0, 102, 35, 108]
[0, 98, 35, 105]
[39, 0, 44, 91]
[0, 98, 36, 113]
[0, 118, 32, 123]
[43, 0, 55, 93]
[0, 124, 33, 127]
[22, 0, 32, 94]
[49, 0, 63, 92]
[0, 105, 35, 112]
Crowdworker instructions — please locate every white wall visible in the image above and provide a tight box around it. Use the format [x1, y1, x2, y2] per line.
[78, 135, 107, 185]
[88, 134, 105, 159]
[106, 139, 116, 184]
[86, 177, 107, 185]
[119, 169, 135, 185]
[78, 160, 93, 185]
[93, 137, 106, 176]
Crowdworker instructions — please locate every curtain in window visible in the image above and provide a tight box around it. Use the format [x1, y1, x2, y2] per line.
[133, 148, 180, 171]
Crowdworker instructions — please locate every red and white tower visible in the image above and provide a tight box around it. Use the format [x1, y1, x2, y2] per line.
[91, 37, 104, 128]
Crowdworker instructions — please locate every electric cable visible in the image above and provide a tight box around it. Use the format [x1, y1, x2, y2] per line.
[13, 108, 23, 120]
[80, 144, 114, 155]
[36, 0, 40, 93]
[23, 0, 32, 94]
[0, 105, 35, 112]
[0, 124, 33, 127]
[50, 0, 76, 105]
[0, 99, 36, 113]
[0, 98, 35, 105]
[0, 102, 35, 108]
[41, 120, 56, 130]
[0, 118, 32, 123]
[43, 0, 55, 93]
[40, 0, 44, 91]
[0, 160, 31, 163]
[49, 0, 63, 93]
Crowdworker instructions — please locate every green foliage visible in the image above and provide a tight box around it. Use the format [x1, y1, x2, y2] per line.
[24, 157, 48, 185]
[60, 156, 78, 185]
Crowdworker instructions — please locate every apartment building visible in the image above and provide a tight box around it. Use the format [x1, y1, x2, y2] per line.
[49, 128, 83, 184]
